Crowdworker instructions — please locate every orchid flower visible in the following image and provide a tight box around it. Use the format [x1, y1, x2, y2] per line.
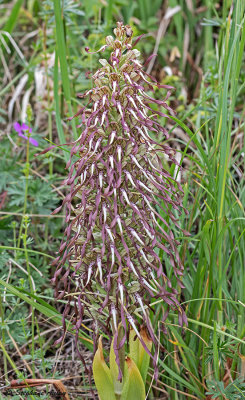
[52, 22, 187, 380]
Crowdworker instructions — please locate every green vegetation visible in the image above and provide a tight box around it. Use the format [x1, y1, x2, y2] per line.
[0, 1, 244, 399]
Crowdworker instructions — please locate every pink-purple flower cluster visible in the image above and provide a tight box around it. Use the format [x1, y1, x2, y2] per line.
[52, 22, 187, 377]
[13, 122, 38, 147]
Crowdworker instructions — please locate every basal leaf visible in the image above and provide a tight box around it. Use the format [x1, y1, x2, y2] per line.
[93, 336, 116, 400]
[121, 357, 145, 400]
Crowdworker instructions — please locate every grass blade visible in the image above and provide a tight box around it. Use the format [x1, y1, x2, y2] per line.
[53, 0, 77, 140]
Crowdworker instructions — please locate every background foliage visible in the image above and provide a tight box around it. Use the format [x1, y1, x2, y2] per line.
[0, 0, 244, 399]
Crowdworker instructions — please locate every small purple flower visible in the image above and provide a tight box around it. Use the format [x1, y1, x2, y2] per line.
[13, 122, 38, 147]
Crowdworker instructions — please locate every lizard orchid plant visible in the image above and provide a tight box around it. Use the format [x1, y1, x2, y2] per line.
[52, 22, 187, 398]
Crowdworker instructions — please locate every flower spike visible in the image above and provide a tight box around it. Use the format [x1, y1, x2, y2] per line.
[52, 21, 187, 378]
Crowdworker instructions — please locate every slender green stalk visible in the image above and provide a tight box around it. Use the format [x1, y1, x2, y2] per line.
[0, 338, 19, 374]
[1, 0, 24, 45]
[13, 107, 37, 376]
[17, 110, 31, 249]
[42, 18, 53, 176]
[105, 0, 113, 31]
[0, 246, 54, 259]
[53, 51, 69, 162]
[0, 294, 8, 382]
[22, 215, 36, 377]
[35, 316, 47, 378]
[53, 0, 77, 140]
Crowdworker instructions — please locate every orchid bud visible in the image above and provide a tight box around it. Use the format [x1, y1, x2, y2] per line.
[106, 35, 114, 46]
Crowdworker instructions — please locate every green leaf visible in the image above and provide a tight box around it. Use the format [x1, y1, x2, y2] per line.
[109, 336, 123, 396]
[109, 336, 118, 380]
[53, 0, 77, 140]
[54, 52, 69, 162]
[3, 0, 24, 34]
[121, 357, 145, 400]
[129, 329, 139, 366]
[137, 328, 152, 384]
[129, 328, 152, 384]
[93, 336, 116, 400]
